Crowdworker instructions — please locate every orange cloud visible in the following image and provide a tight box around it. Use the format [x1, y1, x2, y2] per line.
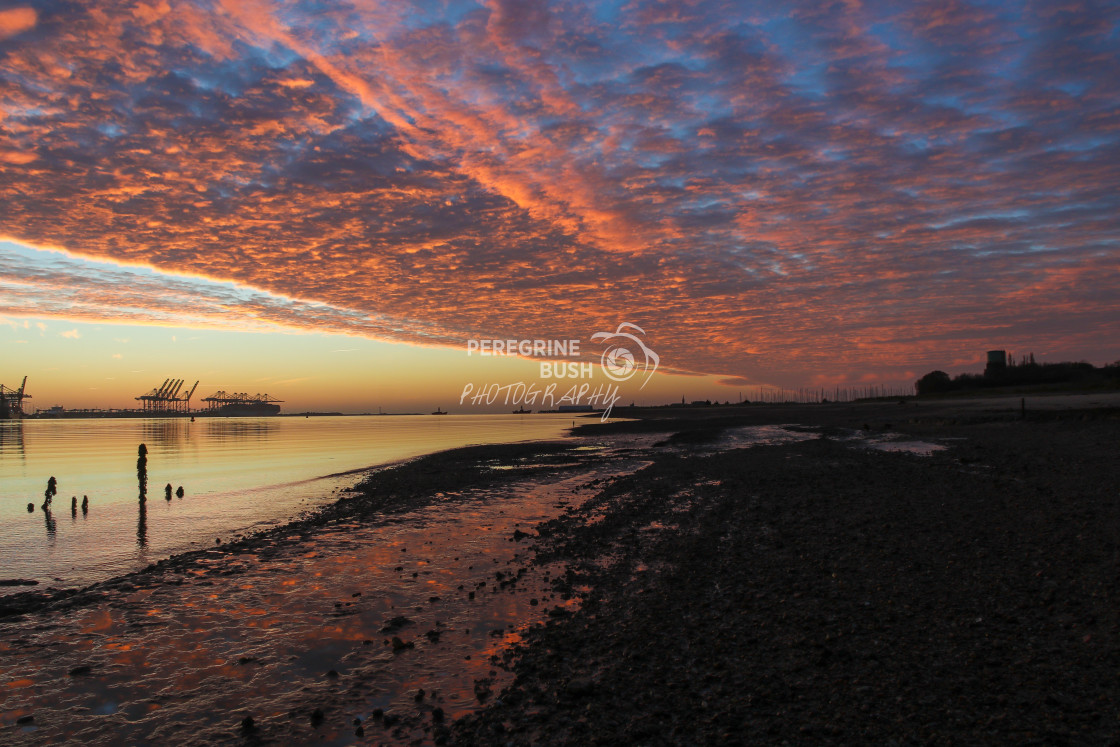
[0, 0, 1118, 392]
[0, 7, 36, 40]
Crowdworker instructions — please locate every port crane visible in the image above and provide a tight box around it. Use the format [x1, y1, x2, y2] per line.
[0, 376, 29, 418]
[135, 378, 199, 413]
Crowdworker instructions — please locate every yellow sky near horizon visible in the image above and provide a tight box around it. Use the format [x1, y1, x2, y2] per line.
[1, 310, 754, 414]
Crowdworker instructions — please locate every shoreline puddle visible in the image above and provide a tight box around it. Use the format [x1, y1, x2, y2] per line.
[0, 443, 647, 745]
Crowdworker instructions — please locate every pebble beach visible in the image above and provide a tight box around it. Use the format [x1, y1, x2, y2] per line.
[2, 394, 1118, 744]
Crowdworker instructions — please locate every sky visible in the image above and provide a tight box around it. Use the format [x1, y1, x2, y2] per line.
[1, 0, 1118, 412]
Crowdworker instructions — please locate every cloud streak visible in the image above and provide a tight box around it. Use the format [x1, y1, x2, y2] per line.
[1, 0, 1118, 385]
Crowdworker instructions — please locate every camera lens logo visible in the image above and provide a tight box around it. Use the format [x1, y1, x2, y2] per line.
[591, 323, 659, 389]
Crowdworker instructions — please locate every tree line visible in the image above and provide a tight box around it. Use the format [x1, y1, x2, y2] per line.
[915, 356, 1120, 395]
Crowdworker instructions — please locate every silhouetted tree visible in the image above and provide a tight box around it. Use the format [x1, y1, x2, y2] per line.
[915, 370, 952, 395]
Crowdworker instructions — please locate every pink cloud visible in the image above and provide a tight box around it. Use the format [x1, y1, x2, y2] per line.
[0, 7, 36, 41]
[0, 0, 1117, 391]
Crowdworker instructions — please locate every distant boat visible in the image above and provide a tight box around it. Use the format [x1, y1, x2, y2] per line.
[512, 407, 531, 414]
[432, 407, 447, 415]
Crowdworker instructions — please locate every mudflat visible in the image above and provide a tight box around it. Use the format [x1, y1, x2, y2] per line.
[3, 395, 1118, 744]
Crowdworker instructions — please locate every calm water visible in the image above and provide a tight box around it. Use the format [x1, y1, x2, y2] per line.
[0, 415, 574, 589]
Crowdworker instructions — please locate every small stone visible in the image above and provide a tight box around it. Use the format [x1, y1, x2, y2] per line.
[16, 714, 34, 725]
[326, 669, 339, 678]
[310, 708, 324, 725]
[414, 688, 425, 701]
[68, 665, 92, 676]
[240, 716, 255, 732]
[431, 707, 445, 723]
[565, 677, 596, 697]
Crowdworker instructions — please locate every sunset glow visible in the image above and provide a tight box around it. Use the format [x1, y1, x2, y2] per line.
[2, 0, 1118, 410]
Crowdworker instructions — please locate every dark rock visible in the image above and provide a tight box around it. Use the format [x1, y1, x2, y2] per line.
[381, 615, 413, 633]
[565, 677, 596, 697]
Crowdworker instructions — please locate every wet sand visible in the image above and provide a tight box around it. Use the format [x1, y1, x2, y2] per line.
[3, 396, 1119, 744]
[0, 441, 659, 744]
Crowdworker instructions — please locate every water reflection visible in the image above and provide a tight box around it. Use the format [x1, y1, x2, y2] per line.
[43, 507, 56, 543]
[0, 415, 576, 587]
[202, 418, 277, 442]
[140, 419, 191, 447]
[137, 499, 147, 549]
[0, 420, 25, 461]
[0, 451, 636, 745]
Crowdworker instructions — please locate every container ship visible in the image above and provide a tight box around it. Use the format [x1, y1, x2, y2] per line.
[201, 391, 283, 417]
